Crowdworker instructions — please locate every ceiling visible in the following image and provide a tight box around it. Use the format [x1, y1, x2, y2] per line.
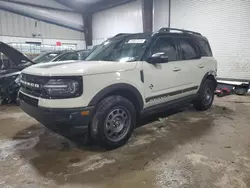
[0, 0, 73, 11]
[0, 0, 134, 13]
[0, 0, 135, 31]
[55, 0, 136, 13]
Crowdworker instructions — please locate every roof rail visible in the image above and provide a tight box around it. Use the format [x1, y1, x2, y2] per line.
[158, 28, 201, 35]
[114, 33, 130, 37]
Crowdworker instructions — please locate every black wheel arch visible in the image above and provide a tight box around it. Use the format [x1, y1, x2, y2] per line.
[88, 83, 144, 113]
[200, 71, 217, 89]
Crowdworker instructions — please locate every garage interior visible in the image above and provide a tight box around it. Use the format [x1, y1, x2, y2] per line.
[1, 0, 250, 187]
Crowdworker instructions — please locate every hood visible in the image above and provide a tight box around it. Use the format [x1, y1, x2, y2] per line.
[0, 41, 34, 66]
[22, 60, 138, 76]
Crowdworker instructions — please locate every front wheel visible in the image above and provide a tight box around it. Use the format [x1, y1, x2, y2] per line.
[91, 96, 136, 149]
[194, 79, 215, 111]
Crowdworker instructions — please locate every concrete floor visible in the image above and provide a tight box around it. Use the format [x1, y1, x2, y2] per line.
[0, 95, 250, 188]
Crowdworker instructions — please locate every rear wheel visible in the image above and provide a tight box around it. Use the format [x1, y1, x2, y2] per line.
[91, 96, 136, 149]
[194, 79, 215, 111]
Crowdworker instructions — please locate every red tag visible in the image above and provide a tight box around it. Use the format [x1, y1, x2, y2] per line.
[56, 41, 61, 46]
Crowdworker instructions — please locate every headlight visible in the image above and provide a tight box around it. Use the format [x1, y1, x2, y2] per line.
[43, 78, 82, 98]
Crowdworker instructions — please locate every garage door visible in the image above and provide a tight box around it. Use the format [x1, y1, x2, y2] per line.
[170, 0, 250, 80]
[92, 1, 143, 45]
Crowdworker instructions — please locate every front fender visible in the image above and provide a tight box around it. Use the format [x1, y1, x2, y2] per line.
[88, 83, 144, 110]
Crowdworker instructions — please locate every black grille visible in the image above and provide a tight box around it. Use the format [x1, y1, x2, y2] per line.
[20, 74, 48, 97]
[20, 74, 83, 99]
[19, 92, 38, 107]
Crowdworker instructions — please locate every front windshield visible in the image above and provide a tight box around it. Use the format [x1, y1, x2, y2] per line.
[33, 52, 62, 63]
[86, 34, 150, 62]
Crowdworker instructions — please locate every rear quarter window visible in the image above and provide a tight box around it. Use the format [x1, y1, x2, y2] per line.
[199, 39, 213, 57]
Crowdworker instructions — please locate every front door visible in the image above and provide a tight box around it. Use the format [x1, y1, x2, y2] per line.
[143, 37, 194, 108]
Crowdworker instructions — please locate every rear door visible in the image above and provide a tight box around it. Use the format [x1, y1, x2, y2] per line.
[174, 37, 204, 92]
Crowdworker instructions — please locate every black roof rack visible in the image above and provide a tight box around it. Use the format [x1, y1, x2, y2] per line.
[158, 28, 201, 36]
[114, 33, 130, 37]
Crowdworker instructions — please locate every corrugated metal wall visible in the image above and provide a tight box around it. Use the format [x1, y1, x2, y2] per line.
[92, 0, 143, 45]
[159, 0, 250, 80]
[0, 1, 84, 31]
[0, 10, 84, 40]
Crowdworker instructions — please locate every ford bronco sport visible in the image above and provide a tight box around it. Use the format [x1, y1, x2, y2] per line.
[19, 28, 217, 149]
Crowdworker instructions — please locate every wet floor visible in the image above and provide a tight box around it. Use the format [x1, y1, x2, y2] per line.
[0, 95, 250, 188]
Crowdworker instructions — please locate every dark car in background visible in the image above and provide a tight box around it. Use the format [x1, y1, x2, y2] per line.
[0, 41, 34, 104]
[32, 49, 91, 64]
[32, 51, 65, 64]
[54, 50, 91, 62]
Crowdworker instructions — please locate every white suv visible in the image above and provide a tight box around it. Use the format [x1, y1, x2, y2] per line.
[19, 28, 217, 149]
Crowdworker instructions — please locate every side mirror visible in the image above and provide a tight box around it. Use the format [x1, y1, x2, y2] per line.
[147, 52, 168, 64]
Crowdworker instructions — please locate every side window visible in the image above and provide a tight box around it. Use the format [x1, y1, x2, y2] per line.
[150, 37, 177, 62]
[177, 38, 199, 60]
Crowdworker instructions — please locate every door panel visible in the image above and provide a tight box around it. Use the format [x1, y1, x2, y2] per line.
[179, 59, 204, 89]
[143, 61, 195, 108]
[143, 37, 194, 108]
[187, 57, 211, 88]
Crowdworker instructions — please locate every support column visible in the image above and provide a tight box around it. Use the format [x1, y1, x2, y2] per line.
[83, 14, 93, 47]
[142, 0, 153, 32]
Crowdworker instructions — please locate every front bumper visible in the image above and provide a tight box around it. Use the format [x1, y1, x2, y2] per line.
[19, 94, 94, 135]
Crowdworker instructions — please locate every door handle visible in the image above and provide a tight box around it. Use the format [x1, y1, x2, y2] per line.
[198, 64, 205, 68]
[173, 67, 181, 72]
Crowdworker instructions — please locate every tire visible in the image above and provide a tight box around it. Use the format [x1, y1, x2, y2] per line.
[91, 95, 136, 149]
[194, 79, 215, 111]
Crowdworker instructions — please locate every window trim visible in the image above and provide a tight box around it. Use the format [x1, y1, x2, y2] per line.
[174, 37, 202, 61]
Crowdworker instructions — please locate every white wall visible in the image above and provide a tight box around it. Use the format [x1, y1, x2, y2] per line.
[0, 10, 85, 49]
[92, 0, 143, 45]
[170, 0, 250, 80]
[153, 0, 169, 31]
